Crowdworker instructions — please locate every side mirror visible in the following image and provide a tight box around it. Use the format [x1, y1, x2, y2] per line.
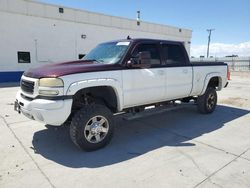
[127, 51, 151, 68]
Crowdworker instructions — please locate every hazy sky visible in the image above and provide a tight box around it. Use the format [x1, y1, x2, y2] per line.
[37, 0, 250, 57]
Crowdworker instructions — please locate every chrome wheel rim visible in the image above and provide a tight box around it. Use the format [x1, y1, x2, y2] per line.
[207, 93, 216, 110]
[84, 115, 109, 143]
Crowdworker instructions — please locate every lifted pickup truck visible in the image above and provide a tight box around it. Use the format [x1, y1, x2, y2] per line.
[15, 38, 229, 151]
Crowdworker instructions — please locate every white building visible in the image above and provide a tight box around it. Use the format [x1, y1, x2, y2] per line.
[0, 0, 192, 82]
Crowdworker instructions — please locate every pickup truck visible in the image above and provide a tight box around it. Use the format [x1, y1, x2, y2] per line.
[15, 38, 229, 151]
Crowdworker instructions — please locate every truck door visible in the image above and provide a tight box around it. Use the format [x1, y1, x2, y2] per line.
[122, 42, 166, 108]
[161, 43, 192, 100]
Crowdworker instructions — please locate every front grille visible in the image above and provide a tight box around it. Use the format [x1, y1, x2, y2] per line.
[21, 79, 34, 94]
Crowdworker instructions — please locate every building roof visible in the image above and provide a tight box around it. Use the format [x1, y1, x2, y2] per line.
[0, 0, 192, 39]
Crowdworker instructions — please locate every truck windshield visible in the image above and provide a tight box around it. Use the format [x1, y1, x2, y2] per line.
[83, 41, 130, 64]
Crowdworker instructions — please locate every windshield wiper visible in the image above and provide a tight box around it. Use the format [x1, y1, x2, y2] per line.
[85, 59, 104, 64]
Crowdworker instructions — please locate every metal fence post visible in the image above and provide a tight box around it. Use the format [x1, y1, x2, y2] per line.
[249, 57, 250, 70]
[232, 57, 234, 71]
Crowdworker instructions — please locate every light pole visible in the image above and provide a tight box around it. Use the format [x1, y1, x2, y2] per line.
[207, 29, 215, 58]
[137, 10, 140, 26]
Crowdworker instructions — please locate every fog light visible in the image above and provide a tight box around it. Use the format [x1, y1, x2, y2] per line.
[39, 90, 59, 96]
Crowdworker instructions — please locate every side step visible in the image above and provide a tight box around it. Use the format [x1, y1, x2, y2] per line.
[121, 104, 186, 121]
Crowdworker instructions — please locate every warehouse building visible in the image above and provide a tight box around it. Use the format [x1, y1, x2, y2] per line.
[0, 0, 192, 82]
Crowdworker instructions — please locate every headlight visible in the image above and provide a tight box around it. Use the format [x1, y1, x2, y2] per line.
[38, 78, 64, 96]
[39, 78, 64, 87]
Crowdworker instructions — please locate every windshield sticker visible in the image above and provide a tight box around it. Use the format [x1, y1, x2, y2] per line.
[116, 42, 130, 46]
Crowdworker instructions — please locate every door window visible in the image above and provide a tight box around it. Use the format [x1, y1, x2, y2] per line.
[132, 44, 161, 65]
[162, 44, 186, 65]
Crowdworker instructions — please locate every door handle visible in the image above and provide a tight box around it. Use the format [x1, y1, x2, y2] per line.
[157, 70, 165, 75]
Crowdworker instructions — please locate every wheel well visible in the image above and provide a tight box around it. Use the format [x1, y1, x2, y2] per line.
[208, 77, 221, 89]
[72, 86, 118, 113]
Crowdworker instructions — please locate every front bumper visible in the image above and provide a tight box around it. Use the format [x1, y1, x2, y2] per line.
[15, 90, 73, 126]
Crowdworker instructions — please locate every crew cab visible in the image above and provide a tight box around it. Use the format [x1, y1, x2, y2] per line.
[15, 38, 229, 151]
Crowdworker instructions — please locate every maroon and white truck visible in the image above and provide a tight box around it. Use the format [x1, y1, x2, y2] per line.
[15, 38, 229, 151]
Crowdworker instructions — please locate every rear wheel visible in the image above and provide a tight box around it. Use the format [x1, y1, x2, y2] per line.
[197, 87, 217, 114]
[70, 104, 114, 151]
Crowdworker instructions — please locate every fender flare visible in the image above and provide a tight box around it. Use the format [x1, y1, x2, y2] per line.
[200, 72, 223, 95]
[66, 78, 123, 111]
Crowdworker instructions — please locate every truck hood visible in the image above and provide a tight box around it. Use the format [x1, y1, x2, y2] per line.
[24, 60, 123, 79]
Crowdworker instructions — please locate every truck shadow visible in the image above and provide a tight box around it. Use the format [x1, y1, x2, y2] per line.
[32, 105, 249, 168]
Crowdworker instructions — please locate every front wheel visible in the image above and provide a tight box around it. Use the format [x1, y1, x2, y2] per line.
[197, 87, 217, 114]
[70, 104, 114, 151]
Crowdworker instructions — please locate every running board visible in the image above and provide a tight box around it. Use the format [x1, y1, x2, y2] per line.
[122, 105, 186, 121]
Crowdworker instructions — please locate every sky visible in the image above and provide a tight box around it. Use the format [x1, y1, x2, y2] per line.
[37, 0, 250, 57]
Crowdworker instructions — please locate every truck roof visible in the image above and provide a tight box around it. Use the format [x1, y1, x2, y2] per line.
[107, 38, 185, 45]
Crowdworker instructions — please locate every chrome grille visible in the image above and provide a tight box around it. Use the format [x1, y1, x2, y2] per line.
[21, 79, 34, 94]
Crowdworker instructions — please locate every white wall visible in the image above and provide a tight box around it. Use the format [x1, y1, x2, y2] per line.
[0, 0, 192, 72]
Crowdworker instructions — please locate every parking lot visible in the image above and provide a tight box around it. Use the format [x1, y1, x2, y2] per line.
[0, 72, 250, 188]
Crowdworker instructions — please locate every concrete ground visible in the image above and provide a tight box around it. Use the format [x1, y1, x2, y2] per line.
[0, 72, 250, 188]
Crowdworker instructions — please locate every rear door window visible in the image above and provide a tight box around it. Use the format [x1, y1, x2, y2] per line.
[162, 44, 186, 65]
